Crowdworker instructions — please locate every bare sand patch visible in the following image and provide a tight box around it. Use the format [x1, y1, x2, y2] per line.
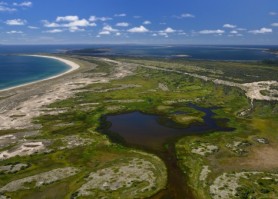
[239, 146, 278, 170]
[0, 167, 79, 193]
[0, 141, 48, 161]
[75, 158, 165, 198]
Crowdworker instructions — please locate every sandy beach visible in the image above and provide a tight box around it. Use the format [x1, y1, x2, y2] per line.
[0, 56, 134, 130]
[0, 55, 80, 92]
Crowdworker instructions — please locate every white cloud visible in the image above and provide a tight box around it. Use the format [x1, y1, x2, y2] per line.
[223, 24, 237, 28]
[230, 30, 238, 34]
[0, 5, 16, 12]
[152, 33, 157, 36]
[269, 12, 277, 16]
[42, 16, 96, 32]
[181, 13, 195, 18]
[89, 16, 97, 21]
[45, 29, 63, 33]
[143, 20, 151, 25]
[116, 32, 121, 36]
[271, 23, 278, 27]
[175, 13, 195, 19]
[116, 22, 129, 27]
[56, 16, 79, 22]
[164, 27, 176, 33]
[114, 13, 126, 17]
[13, 1, 32, 7]
[6, 30, 23, 34]
[65, 19, 93, 27]
[89, 16, 112, 22]
[69, 26, 85, 32]
[98, 25, 118, 35]
[98, 17, 112, 21]
[5, 19, 27, 25]
[133, 16, 141, 19]
[156, 27, 176, 37]
[199, 29, 225, 34]
[128, 25, 149, 33]
[42, 20, 59, 28]
[28, 26, 39, 29]
[103, 25, 118, 32]
[99, 31, 110, 35]
[249, 27, 272, 34]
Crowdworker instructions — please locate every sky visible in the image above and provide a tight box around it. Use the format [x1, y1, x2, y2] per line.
[0, 0, 278, 45]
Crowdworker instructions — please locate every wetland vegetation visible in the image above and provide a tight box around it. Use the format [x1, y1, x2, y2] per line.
[0, 54, 277, 199]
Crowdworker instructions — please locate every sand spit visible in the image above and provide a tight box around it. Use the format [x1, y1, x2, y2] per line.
[0, 56, 135, 130]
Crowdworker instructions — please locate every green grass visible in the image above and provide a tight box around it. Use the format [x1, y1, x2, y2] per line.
[1, 56, 277, 199]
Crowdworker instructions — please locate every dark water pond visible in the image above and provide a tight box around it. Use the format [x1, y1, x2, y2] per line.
[104, 104, 233, 199]
[106, 104, 231, 150]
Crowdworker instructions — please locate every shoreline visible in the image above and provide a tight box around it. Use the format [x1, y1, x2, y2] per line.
[0, 55, 80, 93]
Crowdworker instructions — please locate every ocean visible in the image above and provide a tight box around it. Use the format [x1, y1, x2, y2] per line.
[0, 55, 69, 90]
[0, 45, 277, 90]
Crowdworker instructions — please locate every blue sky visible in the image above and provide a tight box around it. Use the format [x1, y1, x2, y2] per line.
[0, 0, 278, 45]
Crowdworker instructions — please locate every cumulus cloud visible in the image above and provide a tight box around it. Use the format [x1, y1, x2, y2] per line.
[13, 1, 32, 7]
[181, 13, 195, 18]
[156, 27, 176, 37]
[249, 27, 272, 34]
[143, 20, 151, 25]
[0, 6, 15, 12]
[163, 27, 176, 33]
[45, 29, 64, 33]
[103, 25, 118, 32]
[56, 16, 79, 22]
[5, 19, 27, 25]
[271, 23, 278, 27]
[223, 24, 236, 28]
[69, 26, 85, 32]
[6, 30, 23, 34]
[175, 13, 195, 19]
[116, 22, 129, 27]
[114, 13, 126, 17]
[89, 16, 112, 22]
[0, 3, 16, 12]
[230, 30, 238, 34]
[42, 16, 96, 32]
[99, 31, 110, 35]
[199, 29, 225, 34]
[97, 25, 118, 36]
[28, 26, 39, 29]
[128, 25, 149, 33]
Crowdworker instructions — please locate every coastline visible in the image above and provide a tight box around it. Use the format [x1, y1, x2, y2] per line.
[0, 55, 80, 93]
